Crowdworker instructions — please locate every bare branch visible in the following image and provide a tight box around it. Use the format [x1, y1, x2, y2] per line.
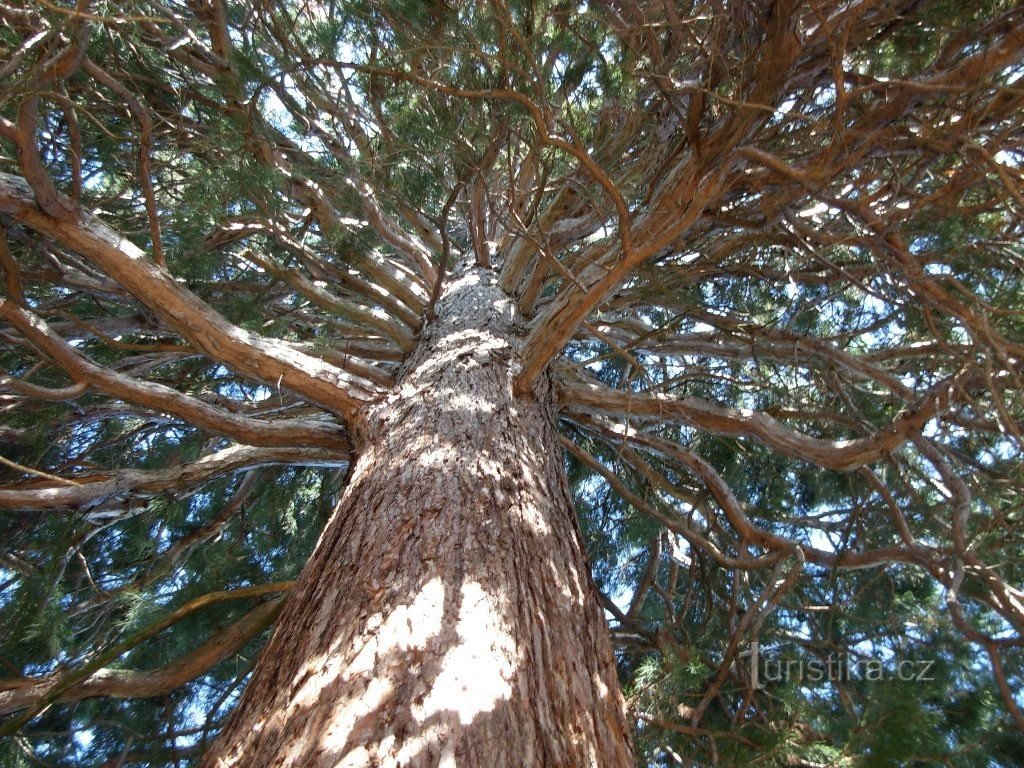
[0, 300, 351, 450]
[0, 444, 347, 511]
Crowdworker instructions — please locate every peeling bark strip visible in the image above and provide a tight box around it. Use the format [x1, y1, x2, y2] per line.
[204, 262, 633, 767]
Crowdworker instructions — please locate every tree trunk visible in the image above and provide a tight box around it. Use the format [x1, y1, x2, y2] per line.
[203, 261, 634, 767]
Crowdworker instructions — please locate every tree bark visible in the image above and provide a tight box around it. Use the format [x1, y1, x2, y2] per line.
[203, 261, 634, 767]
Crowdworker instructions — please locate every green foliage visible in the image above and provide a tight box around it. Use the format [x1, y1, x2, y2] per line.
[2, 0, 1023, 765]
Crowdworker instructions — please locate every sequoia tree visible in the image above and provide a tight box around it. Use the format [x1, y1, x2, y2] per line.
[1, 1, 1023, 766]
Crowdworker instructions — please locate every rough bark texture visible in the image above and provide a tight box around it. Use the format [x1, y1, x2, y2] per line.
[203, 261, 634, 767]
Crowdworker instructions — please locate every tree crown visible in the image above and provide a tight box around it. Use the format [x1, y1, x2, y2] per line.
[1, 1, 1023, 765]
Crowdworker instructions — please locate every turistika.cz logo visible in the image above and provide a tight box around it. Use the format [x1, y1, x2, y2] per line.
[739, 642, 937, 689]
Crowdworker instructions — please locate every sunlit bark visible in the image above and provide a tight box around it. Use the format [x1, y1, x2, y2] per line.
[205, 260, 633, 767]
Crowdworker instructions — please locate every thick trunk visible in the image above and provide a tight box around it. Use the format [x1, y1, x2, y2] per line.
[203, 263, 633, 767]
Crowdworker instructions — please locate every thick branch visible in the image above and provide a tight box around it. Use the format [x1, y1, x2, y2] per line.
[0, 444, 347, 511]
[557, 373, 964, 472]
[0, 301, 351, 450]
[0, 597, 285, 717]
[0, 582, 294, 734]
[0, 172, 381, 421]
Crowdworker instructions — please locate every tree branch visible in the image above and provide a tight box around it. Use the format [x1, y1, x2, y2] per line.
[557, 370, 972, 472]
[0, 444, 347, 511]
[0, 172, 381, 422]
[0, 595, 286, 717]
[0, 300, 351, 450]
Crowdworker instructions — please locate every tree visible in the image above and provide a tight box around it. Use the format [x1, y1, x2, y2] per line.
[1, 0, 1023, 765]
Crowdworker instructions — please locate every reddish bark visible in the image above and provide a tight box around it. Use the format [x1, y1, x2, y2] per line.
[204, 262, 633, 767]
